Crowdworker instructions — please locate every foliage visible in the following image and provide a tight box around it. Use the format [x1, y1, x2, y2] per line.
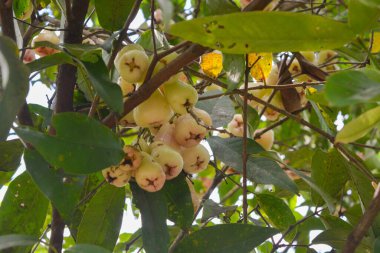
[1, 0, 380, 253]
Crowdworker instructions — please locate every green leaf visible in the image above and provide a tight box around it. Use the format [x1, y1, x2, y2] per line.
[163, 174, 193, 229]
[223, 54, 244, 89]
[0, 139, 24, 172]
[201, 199, 237, 223]
[0, 172, 48, 253]
[15, 112, 124, 174]
[312, 228, 372, 251]
[256, 194, 297, 242]
[311, 149, 349, 205]
[325, 69, 380, 106]
[335, 106, 380, 144]
[131, 182, 169, 253]
[24, 149, 85, 223]
[169, 12, 355, 54]
[81, 55, 123, 114]
[66, 244, 112, 253]
[27, 52, 74, 72]
[201, 0, 240, 16]
[13, 0, 31, 18]
[136, 30, 169, 51]
[94, 0, 134, 31]
[359, 0, 380, 9]
[77, 184, 125, 251]
[197, 92, 235, 127]
[0, 36, 30, 141]
[349, 0, 380, 33]
[208, 136, 298, 193]
[0, 234, 37, 251]
[173, 224, 278, 253]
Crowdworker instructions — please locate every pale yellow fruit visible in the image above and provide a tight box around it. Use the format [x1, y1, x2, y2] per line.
[227, 114, 244, 137]
[117, 77, 136, 98]
[119, 112, 135, 126]
[253, 129, 274, 150]
[154, 122, 182, 150]
[316, 50, 337, 65]
[102, 166, 131, 187]
[174, 109, 212, 148]
[22, 49, 35, 63]
[116, 50, 149, 83]
[241, 82, 271, 109]
[258, 92, 285, 121]
[163, 80, 198, 115]
[114, 44, 145, 67]
[300, 51, 315, 63]
[32, 30, 60, 57]
[296, 87, 308, 107]
[119, 146, 142, 172]
[288, 59, 301, 76]
[152, 52, 180, 84]
[135, 152, 166, 192]
[182, 144, 210, 174]
[266, 65, 279, 85]
[133, 90, 174, 128]
[151, 145, 183, 180]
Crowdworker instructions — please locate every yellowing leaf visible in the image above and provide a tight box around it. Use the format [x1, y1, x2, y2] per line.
[248, 53, 272, 82]
[371, 32, 380, 53]
[335, 106, 380, 144]
[200, 51, 223, 78]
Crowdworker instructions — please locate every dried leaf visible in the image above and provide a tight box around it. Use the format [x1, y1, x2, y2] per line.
[248, 53, 272, 82]
[200, 51, 223, 78]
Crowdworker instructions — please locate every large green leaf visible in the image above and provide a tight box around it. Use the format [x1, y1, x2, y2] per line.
[349, 0, 380, 33]
[256, 194, 297, 242]
[325, 69, 380, 106]
[0, 36, 30, 141]
[173, 224, 278, 253]
[163, 174, 193, 229]
[94, 0, 135, 31]
[0, 139, 24, 172]
[201, 199, 237, 222]
[312, 228, 372, 251]
[13, 0, 31, 18]
[335, 106, 380, 144]
[359, 0, 380, 9]
[0, 234, 37, 251]
[223, 54, 244, 89]
[66, 244, 111, 253]
[15, 112, 124, 174]
[201, 0, 240, 16]
[24, 149, 85, 223]
[131, 183, 169, 253]
[197, 92, 235, 127]
[169, 12, 355, 54]
[311, 149, 349, 205]
[0, 172, 48, 253]
[77, 184, 125, 251]
[27, 52, 74, 72]
[208, 136, 298, 193]
[81, 55, 123, 114]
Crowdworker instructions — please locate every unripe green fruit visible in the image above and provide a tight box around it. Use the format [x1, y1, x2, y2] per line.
[254, 129, 274, 151]
[227, 114, 244, 137]
[102, 166, 131, 187]
[133, 90, 174, 128]
[174, 109, 212, 148]
[151, 145, 184, 180]
[182, 144, 210, 174]
[116, 50, 149, 83]
[135, 152, 166, 192]
[163, 80, 198, 115]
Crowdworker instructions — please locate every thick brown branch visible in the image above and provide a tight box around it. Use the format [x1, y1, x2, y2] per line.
[50, 1, 89, 252]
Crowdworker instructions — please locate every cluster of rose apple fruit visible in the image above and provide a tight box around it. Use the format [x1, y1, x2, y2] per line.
[28, 30, 337, 192]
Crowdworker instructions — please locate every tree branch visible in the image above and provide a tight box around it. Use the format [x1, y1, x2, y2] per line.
[343, 185, 380, 253]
